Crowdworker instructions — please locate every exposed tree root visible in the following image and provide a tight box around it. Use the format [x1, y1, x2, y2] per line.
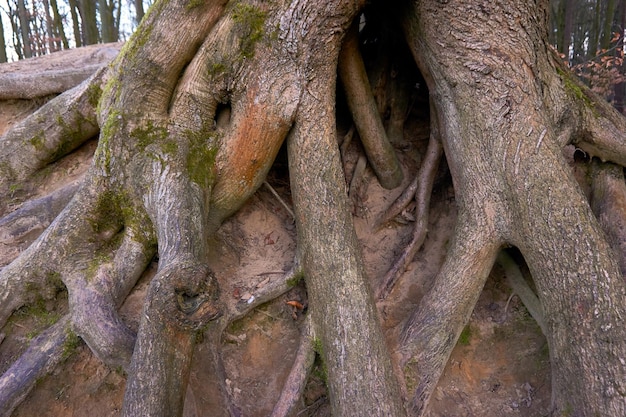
[0, 43, 121, 100]
[397, 225, 501, 415]
[289, 52, 406, 414]
[0, 181, 80, 266]
[496, 251, 546, 335]
[0, 316, 71, 417]
[377, 106, 442, 300]
[271, 315, 315, 417]
[339, 22, 403, 190]
[0, 71, 103, 192]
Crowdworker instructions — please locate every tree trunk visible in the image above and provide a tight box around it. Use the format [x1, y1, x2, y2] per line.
[17, 0, 32, 58]
[0, 11, 7, 63]
[68, 0, 82, 48]
[135, 0, 145, 24]
[49, 0, 68, 50]
[99, 0, 117, 43]
[79, 0, 99, 45]
[399, 0, 626, 415]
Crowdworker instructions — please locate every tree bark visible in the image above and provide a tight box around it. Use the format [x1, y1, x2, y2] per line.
[0, 11, 7, 63]
[400, 0, 626, 415]
[17, 0, 32, 58]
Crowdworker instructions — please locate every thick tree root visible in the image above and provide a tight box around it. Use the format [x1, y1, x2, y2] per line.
[338, 22, 403, 190]
[0, 43, 121, 100]
[0, 316, 71, 417]
[0, 181, 80, 266]
[590, 159, 626, 277]
[377, 116, 442, 300]
[289, 55, 406, 414]
[68, 234, 154, 369]
[397, 225, 501, 415]
[0, 71, 103, 192]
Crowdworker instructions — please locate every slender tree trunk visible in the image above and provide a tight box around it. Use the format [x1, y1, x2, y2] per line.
[135, 0, 145, 24]
[50, 0, 69, 50]
[17, 0, 32, 58]
[41, 0, 56, 52]
[562, 0, 576, 61]
[79, 0, 99, 45]
[68, 0, 82, 47]
[0, 11, 8, 62]
[600, 0, 619, 50]
[99, 0, 116, 43]
[613, 1, 625, 114]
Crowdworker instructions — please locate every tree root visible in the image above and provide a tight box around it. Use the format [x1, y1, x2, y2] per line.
[590, 159, 626, 277]
[271, 315, 315, 417]
[496, 251, 546, 335]
[289, 53, 406, 414]
[0, 70, 103, 192]
[377, 110, 442, 300]
[397, 225, 500, 415]
[338, 21, 403, 190]
[0, 316, 71, 417]
[0, 181, 80, 266]
[0, 42, 121, 100]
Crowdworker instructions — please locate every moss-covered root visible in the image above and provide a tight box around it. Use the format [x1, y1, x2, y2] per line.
[0, 316, 71, 417]
[338, 22, 403, 190]
[555, 63, 626, 167]
[67, 233, 155, 369]
[271, 315, 315, 417]
[0, 71, 103, 192]
[0, 182, 106, 329]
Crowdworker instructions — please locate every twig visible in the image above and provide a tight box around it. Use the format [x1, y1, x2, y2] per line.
[263, 181, 295, 220]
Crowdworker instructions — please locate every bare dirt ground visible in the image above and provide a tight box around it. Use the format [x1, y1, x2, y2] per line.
[0, 72, 551, 416]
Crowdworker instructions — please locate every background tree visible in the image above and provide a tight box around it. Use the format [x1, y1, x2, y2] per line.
[0, 8, 7, 62]
[0, 0, 626, 417]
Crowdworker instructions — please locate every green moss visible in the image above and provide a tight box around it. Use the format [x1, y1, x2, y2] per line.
[97, 110, 123, 172]
[231, 2, 267, 59]
[286, 273, 303, 287]
[312, 337, 323, 354]
[45, 271, 64, 290]
[161, 140, 178, 155]
[86, 82, 103, 108]
[15, 299, 61, 340]
[557, 67, 596, 113]
[185, 129, 218, 188]
[62, 329, 81, 361]
[458, 325, 472, 346]
[28, 130, 46, 151]
[311, 339, 328, 385]
[186, 0, 204, 9]
[208, 61, 227, 77]
[92, 190, 125, 233]
[130, 120, 169, 151]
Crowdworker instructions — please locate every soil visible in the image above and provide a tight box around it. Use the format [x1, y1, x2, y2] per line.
[0, 69, 551, 416]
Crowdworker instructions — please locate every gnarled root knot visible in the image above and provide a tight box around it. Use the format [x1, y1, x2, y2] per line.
[148, 262, 222, 331]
